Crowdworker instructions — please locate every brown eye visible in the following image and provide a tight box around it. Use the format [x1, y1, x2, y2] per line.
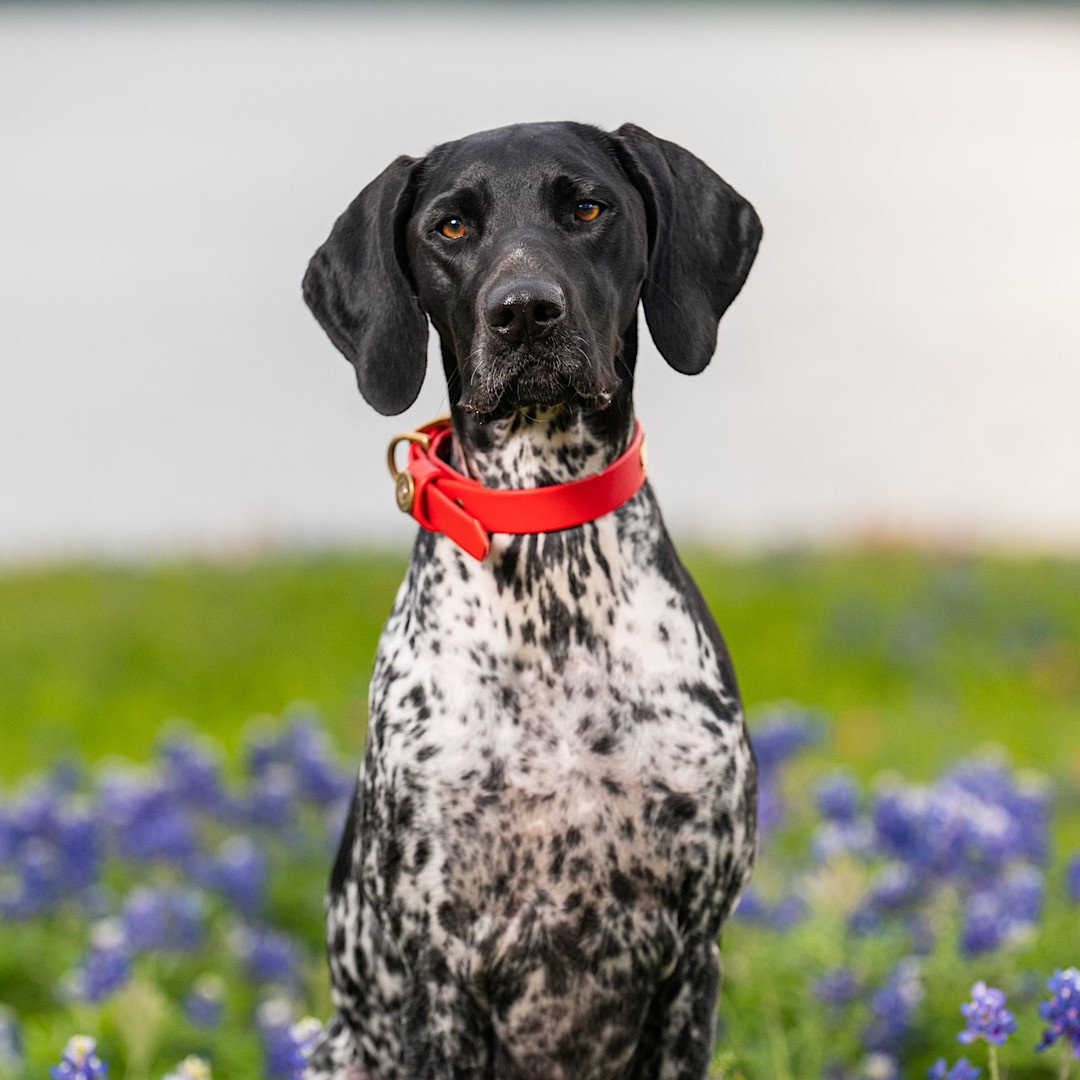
[575, 202, 602, 222]
[440, 218, 467, 239]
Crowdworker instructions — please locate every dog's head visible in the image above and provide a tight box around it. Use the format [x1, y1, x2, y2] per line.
[303, 121, 761, 420]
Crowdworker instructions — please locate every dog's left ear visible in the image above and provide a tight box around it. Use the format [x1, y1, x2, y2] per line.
[610, 123, 762, 375]
[302, 155, 428, 416]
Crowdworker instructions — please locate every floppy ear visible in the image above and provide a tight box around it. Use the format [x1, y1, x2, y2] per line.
[302, 155, 428, 415]
[611, 123, 762, 375]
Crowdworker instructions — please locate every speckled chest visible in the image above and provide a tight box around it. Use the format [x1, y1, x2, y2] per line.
[356, 484, 757, 953]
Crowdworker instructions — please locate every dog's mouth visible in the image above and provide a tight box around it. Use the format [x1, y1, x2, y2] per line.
[458, 333, 618, 418]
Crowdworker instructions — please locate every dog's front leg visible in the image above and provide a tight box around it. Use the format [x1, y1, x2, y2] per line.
[627, 939, 721, 1080]
[402, 946, 489, 1080]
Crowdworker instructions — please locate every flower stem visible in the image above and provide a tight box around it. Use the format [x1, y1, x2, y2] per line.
[1059, 1044, 1072, 1080]
[988, 1044, 1001, 1080]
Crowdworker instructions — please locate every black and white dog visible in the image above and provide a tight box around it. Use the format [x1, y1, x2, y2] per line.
[302, 121, 761, 1080]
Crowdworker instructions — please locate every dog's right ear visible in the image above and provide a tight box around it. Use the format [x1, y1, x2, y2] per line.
[302, 155, 429, 416]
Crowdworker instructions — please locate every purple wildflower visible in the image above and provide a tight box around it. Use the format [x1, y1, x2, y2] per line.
[813, 818, 877, 863]
[1066, 855, 1080, 904]
[928, 1058, 981, 1080]
[100, 773, 199, 865]
[767, 894, 809, 931]
[69, 921, 132, 1003]
[1035, 968, 1080, 1058]
[904, 914, 936, 955]
[959, 981, 1017, 1047]
[158, 731, 228, 815]
[2, 836, 63, 917]
[230, 926, 304, 986]
[867, 862, 925, 913]
[733, 886, 767, 922]
[815, 968, 859, 1009]
[51, 1035, 109, 1079]
[749, 708, 822, 776]
[257, 1000, 321, 1080]
[247, 764, 299, 831]
[209, 835, 267, 915]
[122, 886, 205, 953]
[863, 958, 924, 1054]
[284, 719, 353, 807]
[816, 771, 861, 823]
[184, 974, 226, 1028]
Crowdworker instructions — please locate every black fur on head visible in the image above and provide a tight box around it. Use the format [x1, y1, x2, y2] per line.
[302, 122, 762, 417]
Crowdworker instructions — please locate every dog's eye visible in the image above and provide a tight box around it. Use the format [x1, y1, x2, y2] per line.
[574, 202, 602, 223]
[439, 218, 467, 239]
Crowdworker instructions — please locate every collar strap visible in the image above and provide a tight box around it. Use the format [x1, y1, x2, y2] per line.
[387, 415, 647, 561]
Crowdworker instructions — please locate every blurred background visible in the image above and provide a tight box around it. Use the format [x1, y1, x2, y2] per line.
[1, 7, 1080, 1078]
[2, 1, 1078, 560]
[0, 1, 1078, 771]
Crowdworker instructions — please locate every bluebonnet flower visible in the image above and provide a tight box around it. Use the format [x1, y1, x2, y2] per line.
[100, 772, 199, 865]
[207, 835, 267, 915]
[732, 886, 767, 922]
[290, 1017, 323, 1072]
[749, 708, 823, 775]
[863, 958, 924, 1054]
[815, 968, 859, 1009]
[756, 779, 785, 836]
[866, 862, 925, 914]
[959, 981, 1017, 1047]
[2, 836, 63, 917]
[123, 886, 205, 953]
[928, 1058, 981, 1080]
[747, 708, 822, 837]
[161, 1055, 211, 1080]
[1035, 968, 1080, 1058]
[1066, 855, 1080, 904]
[257, 999, 318, 1080]
[230, 926, 304, 986]
[812, 818, 877, 864]
[283, 719, 352, 807]
[51, 1035, 108, 1079]
[0, 786, 102, 917]
[247, 764, 299, 831]
[184, 974, 226, 1028]
[55, 806, 101, 892]
[904, 913, 936, 955]
[0, 1005, 22, 1071]
[766, 894, 808, 931]
[0, 804, 14, 864]
[960, 874, 1041, 956]
[816, 770, 861, 823]
[731, 887, 807, 930]
[68, 920, 132, 1003]
[158, 730, 228, 816]
[873, 759, 1046, 882]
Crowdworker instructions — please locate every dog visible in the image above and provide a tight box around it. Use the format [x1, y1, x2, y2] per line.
[301, 121, 761, 1080]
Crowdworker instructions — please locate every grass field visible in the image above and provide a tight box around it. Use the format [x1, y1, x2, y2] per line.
[3, 548, 1078, 787]
[1, 546, 1079, 1079]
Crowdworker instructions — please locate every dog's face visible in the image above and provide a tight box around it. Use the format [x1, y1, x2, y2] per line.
[303, 121, 762, 420]
[404, 123, 648, 416]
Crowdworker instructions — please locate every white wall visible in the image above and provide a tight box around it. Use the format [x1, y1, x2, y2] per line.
[2, 3, 1078, 559]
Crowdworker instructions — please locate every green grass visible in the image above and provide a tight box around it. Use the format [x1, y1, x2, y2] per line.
[2, 546, 1080, 1079]
[2, 547, 1078, 789]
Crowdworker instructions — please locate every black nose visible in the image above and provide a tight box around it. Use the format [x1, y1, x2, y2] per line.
[484, 277, 565, 345]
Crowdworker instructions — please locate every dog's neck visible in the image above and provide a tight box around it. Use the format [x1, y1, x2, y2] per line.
[451, 400, 635, 490]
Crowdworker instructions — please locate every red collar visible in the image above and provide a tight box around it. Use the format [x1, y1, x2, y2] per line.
[387, 415, 647, 561]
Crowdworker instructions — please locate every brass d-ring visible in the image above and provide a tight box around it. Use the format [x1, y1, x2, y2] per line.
[386, 416, 452, 515]
[386, 430, 432, 482]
